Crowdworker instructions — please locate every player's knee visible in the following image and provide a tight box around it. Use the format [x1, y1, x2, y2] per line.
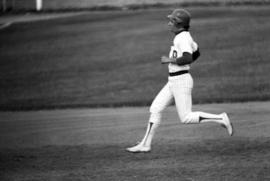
[181, 112, 200, 124]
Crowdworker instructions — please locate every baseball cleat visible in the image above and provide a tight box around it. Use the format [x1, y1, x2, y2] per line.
[221, 113, 233, 136]
[126, 143, 151, 153]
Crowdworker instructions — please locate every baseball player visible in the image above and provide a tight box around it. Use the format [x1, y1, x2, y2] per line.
[126, 9, 233, 153]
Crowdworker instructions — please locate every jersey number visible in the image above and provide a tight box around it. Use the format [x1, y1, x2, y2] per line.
[173, 50, 177, 58]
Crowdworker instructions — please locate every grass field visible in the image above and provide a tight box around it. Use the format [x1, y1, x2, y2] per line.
[1, 6, 270, 110]
[46, 0, 270, 10]
[0, 102, 270, 180]
[2, 0, 270, 11]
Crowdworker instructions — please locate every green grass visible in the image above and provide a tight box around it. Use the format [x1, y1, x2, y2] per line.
[0, 6, 270, 110]
[0, 102, 270, 180]
[1, 0, 270, 13]
[1, 139, 270, 181]
[8, 0, 270, 11]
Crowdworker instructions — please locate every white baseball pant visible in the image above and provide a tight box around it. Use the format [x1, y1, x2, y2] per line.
[149, 73, 224, 124]
[139, 73, 224, 148]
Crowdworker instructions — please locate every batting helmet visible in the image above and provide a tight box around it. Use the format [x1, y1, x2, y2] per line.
[167, 9, 191, 29]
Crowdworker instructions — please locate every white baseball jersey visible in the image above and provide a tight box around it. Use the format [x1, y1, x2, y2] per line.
[168, 31, 198, 73]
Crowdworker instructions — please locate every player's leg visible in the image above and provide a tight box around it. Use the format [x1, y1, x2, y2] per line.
[171, 75, 233, 136]
[126, 82, 173, 153]
[173, 87, 233, 135]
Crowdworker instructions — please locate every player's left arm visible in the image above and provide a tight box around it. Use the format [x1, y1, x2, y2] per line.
[161, 48, 200, 65]
[192, 48, 200, 61]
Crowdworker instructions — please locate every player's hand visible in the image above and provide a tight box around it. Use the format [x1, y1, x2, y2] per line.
[161, 56, 172, 64]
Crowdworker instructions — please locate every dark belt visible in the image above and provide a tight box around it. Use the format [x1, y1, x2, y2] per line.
[169, 70, 189, 76]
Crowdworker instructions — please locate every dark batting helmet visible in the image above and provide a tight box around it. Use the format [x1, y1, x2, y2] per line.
[167, 9, 191, 29]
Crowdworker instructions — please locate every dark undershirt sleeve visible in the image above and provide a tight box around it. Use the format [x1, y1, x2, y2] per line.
[176, 52, 193, 65]
[176, 48, 201, 66]
[192, 48, 200, 61]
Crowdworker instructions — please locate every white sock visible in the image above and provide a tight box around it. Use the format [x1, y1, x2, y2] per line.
[198, 112, 223, 124]
[140, 113, 161, 147]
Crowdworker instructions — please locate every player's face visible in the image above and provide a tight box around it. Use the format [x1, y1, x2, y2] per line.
[168, 19, 182, 34]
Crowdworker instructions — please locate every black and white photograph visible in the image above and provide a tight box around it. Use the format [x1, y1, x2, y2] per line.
[0, 0, 270, 180]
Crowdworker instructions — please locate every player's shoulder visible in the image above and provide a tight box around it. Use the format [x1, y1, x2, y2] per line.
[174, 31, 192, 43]
[177, 31, 191, 38]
